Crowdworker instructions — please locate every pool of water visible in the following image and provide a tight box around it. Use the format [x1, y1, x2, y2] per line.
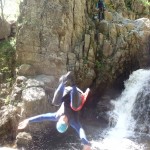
[25, 122, 150, 150]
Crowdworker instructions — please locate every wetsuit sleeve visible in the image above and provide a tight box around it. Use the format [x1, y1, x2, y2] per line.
[70, 119, 91, 146]
[52, 82, 65, 106]
[28, 112, 58, 123]
[56, 102, 65, 116]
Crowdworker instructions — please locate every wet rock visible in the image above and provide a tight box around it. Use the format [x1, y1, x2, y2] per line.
[93, 97, 116, 126]
[16, 132, 32, 149]
[97, 97, 114, 112]
[132, 80, 150, 134]
[0, 105, 19, 144]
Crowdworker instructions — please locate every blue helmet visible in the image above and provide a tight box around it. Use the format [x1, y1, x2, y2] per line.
[56, 120, 68, 133]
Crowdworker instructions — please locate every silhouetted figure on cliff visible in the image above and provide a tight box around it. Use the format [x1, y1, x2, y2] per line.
[96, 0, 106, 21]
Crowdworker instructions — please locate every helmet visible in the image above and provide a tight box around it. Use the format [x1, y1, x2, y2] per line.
[56, 120, 68, 133]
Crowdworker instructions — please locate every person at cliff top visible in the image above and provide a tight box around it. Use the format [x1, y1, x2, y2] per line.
[96, 0, 106, 21]
[18, 71, 91, 150]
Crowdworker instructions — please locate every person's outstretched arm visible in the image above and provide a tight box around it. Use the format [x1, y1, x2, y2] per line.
[70, 119, 91, 150]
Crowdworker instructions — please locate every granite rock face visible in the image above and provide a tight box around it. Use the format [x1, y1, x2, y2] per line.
[16, 0, 150, 90]
[0, 0, 150, 148]
[14, 0, 150, 143]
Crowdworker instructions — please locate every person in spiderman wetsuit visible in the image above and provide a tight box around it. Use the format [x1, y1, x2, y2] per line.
[18, 72, 91, 150]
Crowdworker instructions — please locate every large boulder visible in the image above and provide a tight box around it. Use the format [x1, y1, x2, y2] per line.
[22, 87, 48, 117]
[16, 0, 87, 77]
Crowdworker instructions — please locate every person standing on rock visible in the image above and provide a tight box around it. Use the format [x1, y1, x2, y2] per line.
[18, 72, 91, 150]
[96, 0, 106, 21]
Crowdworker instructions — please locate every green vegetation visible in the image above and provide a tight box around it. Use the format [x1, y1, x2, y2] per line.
[5, 95, 10, 105]
[95, 50, 105, 71]
[106, 1, 115, 10]
[0, 38, 16, 83]
[95, 60, 104, 70]
[138, 0, 150, 6]
[125, 0, 150, 10]
[124, 0, 132, 10]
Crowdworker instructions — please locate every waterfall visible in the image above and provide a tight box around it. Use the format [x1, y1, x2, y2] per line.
[92, 69, 150, 150]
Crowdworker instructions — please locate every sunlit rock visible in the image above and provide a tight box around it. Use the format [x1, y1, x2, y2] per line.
[17, 64, 36, 76]
[22, 87, 48, 118]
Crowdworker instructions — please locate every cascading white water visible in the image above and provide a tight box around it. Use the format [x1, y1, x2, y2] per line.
[92, 69, 150, 150]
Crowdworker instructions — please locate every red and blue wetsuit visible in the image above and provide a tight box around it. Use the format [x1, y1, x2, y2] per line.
[27, 86, 90, 146]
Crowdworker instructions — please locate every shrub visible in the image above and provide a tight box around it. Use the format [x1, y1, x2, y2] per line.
[0, 38, 16, 83]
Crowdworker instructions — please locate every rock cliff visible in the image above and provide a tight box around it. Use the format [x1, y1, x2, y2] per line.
[15, 0, 150, 107]
[16, 0, 150, 88]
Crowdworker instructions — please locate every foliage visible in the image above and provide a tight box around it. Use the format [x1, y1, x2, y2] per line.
[0, 38, 16, 83]
[124, 0, 132, 10]
[138, 0, 150, 6]
[125, 0, 150, 10]
[83, 56, 88, 64]
[95, 60, 104, 70]
[106, 1, 115, 10]
[95, 48, 105, 70]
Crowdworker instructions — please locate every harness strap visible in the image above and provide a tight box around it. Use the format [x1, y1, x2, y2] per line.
[70, 88, 90, 111]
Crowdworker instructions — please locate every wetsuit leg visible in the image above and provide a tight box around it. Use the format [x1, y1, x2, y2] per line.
[28, 112, 59, 123]
[70, 119, 90, 146]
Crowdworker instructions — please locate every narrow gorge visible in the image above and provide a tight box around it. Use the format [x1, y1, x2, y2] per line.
[0, 0, 149, 149]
